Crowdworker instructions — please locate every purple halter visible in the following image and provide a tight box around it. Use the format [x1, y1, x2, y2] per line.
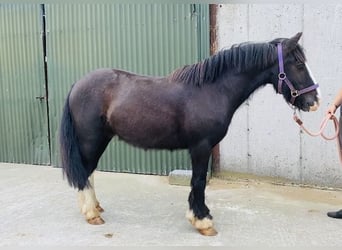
[277, 43, 319, 104]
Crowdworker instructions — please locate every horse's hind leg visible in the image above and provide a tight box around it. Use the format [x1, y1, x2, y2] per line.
[91, 174, 105, 213]
[75, 117, 113, 225]
[186, 141, 217, 236]
[77, 133, 112, 225]
[78, 173, 105, 225]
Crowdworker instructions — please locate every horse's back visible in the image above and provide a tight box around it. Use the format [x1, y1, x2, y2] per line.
[69, 68, 155, 116]
[67, 68, 187, 149]
[70, 68, 120, 97]
[70, 68, 167, 98]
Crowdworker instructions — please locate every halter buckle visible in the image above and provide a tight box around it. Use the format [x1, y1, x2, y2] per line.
[291, 90, 299, 97]
[278, 72, 286, 80]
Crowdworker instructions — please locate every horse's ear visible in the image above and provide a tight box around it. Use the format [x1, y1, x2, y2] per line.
[284, 32, 302, 51]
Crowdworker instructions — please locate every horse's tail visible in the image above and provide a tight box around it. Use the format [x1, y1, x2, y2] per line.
[59, 86, 89, 190]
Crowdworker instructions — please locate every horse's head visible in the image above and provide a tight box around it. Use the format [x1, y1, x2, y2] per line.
[270, 32, 320, 112]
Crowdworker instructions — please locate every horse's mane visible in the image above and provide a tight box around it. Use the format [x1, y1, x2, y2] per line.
[169, 40, 306, 86]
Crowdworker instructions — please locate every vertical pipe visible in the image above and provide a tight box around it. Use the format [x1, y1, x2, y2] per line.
[209, 4, 220, 175]
[40, 4, 51, 164]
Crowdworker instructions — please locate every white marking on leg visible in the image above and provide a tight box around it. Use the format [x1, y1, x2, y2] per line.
[186, 209, 196, 225]
[186, 209, 213, 230]
[78, 173, 100, 220]
[89, 173, 100, 207]
[78, 189, 85, 212]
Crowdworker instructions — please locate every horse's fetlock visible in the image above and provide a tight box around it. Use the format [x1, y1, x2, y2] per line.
[186, 209, 213, 229]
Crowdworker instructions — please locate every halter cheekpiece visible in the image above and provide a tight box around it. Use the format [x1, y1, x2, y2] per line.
[276, 43, 319, 104]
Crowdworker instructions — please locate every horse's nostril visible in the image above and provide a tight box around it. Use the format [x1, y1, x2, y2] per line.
[309, 102, 319, 111]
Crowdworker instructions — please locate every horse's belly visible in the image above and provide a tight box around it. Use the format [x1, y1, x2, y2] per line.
[116, 127, 184, 150]
[113, 114, 185, 150]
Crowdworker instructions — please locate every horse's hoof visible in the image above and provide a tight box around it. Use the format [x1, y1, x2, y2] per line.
[87, 216, 105, 225]
[96, 205, 105, 213]
[198, 227, 218, 236]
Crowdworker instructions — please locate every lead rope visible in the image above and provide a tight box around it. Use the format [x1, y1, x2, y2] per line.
[293, 111, 342, 165]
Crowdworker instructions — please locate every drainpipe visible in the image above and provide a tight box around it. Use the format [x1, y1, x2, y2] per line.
[209, 4, 220, 175]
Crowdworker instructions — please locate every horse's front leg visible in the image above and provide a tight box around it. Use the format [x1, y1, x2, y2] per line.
[78, 173, 105, 225]
[186, 141, 217, 236]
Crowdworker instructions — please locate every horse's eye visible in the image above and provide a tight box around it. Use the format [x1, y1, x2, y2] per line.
[296, 62, 305, 69]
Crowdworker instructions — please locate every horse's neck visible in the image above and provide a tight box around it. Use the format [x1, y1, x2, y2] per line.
[219, 70, 271, 111]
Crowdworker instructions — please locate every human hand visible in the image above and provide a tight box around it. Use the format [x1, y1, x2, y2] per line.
[326, 104, 338, 115]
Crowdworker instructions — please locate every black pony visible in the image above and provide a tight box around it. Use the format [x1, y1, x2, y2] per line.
[60, 33, 320, 236]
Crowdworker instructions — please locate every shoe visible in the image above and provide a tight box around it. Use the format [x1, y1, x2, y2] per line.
[327, 209, 342, 219]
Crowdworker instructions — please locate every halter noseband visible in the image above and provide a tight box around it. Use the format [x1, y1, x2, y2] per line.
[277, 43, 319, 104]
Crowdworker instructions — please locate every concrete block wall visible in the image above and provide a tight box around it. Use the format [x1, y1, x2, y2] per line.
[216, 4, 342, 187]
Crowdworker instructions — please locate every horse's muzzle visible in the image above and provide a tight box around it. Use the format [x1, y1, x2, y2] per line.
[309, 100, 320, 112]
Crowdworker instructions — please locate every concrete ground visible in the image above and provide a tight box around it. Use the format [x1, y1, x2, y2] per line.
[2, 163, 342, 246]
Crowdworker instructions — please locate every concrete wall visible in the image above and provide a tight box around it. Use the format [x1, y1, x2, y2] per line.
[217, 4, 342, 187]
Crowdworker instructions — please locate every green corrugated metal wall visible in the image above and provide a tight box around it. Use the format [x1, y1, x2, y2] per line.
[0, 4, 50, 164]
[47, 3, 209, 175]
[0, 3, 210, 175]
